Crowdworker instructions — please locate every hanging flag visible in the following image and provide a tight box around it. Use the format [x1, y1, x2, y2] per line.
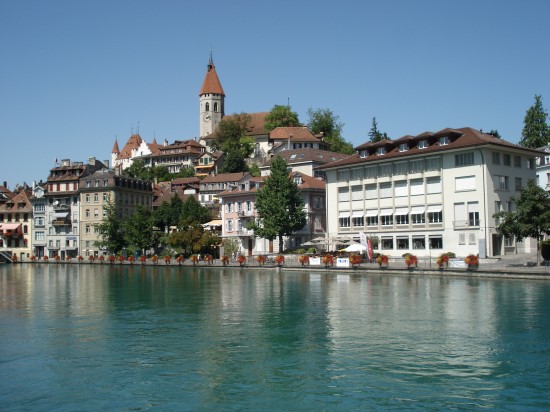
[360, 232, 367, 247]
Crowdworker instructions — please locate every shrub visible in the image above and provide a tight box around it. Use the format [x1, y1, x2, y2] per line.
[294, 248, 305, 255]
[350, 254, 362, 266]
[298, 255, 309, 266]
[237, 255, 246, 267]
[306, 247, 317, 254]
[404, 254, 417, 267]
[221, 255, 229, 266]
[275, 255, 285, 266]
[464, 254, 479, 267]
[256, 255, 266, 266]
[376, 254, 389, 267]
[322, 254, 334, 267]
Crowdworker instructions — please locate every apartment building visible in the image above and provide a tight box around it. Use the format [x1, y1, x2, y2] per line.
[79, 169, 152, 257]
[319, 127, 542, 258]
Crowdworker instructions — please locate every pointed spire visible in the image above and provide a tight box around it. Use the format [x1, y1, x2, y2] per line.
[112, 139, 120, 154]
[199, 52, 225, 96]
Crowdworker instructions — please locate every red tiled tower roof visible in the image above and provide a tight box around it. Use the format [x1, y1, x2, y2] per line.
[112, 139, 120, 154]
[199, 56, 225, 96]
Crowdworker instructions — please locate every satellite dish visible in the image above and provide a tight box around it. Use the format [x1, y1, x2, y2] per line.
[54, 200, 59, 205]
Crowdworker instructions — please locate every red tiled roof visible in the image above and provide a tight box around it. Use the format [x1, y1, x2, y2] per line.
[0, 189, 32, 212]
[201, 172, 248, 183]
[199, 60, 225, 96]
[291, 172, 326, 190]
[323, 127, 544, 170]
[265, 149, 349, 165]
[269, 126, 321, 142]
[117, 134, 143, 160]
[112, 139, 120, 153]
[203, 112, 269, 141]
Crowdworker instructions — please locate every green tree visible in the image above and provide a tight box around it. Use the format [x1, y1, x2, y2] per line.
[174, 166, 196, 178]
[307, 108, 354, 154]
[488, 129, 501, 138]
[123, 205, 155, 255]
[95, 201, 126, 254]
[124, 160, 149, 180]
[248, 156, 306, 252]
[152, 194, 184, 232]
[519, 95, 550, 148]
[264, 104, 300, 133]
[179, 196, 212, 227]
[210, 113, 253, 173]
[494, 180, 550, 265]
[168, 222, 221, 257]
[368, 117, 388, 142]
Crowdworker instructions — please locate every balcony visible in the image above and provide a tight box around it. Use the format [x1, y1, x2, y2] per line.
[237, 229, 254, 237]
[453, 219, 480, 229]
[53, 203, 71, 212]
[237, 210, 254, 218]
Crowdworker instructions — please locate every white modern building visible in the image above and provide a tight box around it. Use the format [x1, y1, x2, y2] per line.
[536, 144, 550, 193]
[319, 127, 542, 258]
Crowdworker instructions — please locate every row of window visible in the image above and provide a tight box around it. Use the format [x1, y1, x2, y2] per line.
[337, 157, 442, 182]
[0, 213, 29, 221]
[226, 201, 254, 213]
[379, 236, 444, 250]
[338, 177, 442, 201]
[339, 210, 443, 228]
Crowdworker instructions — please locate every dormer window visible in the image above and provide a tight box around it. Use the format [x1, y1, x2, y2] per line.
[418, 140, 428, 149]
[376, 147, 386, 155]
[294, 175, 302, 185]
[439, 136, 449, 146]
[360, 150, 367, 158]
[399, 143, 408, 152]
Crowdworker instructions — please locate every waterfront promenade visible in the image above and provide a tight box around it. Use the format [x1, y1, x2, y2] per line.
[13, 252, 550, 279]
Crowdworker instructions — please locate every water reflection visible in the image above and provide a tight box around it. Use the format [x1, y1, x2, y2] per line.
[1, 265, 550, 410]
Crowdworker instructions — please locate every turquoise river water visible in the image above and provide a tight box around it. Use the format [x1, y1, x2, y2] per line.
[1, 264, 549, 411]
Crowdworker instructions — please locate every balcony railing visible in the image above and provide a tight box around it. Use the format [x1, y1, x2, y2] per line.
[53, 204, 71, 211]
[237, 210, 254, 217]
[237, 229, 254, 236]
[453, 219, 480, 229]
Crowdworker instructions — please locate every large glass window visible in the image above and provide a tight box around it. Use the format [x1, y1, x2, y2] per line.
[365, 184, 377, 199]
[396, 238, 409, 249]
[426, 177, 441, 194]
[351, 185, 363, 201]
[379, 182, 392, 198]
[381, 237, 394, 249]
[338, 187, 350, 202]
[412, 237, 425, 249]
[394, 181, 408, 197]
[429, 236, 443, 249]
[455, 152, 474, 166]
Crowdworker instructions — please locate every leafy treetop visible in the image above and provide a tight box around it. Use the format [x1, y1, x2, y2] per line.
[307, 108, 354, 154]
[519, 95, 550, 148]
[264, 105, 300, 133]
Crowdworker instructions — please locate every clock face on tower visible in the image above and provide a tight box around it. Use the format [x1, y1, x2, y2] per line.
[203, 113, 211, 121]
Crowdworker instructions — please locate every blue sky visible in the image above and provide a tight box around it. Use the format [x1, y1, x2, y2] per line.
[1, 0, 549, 187]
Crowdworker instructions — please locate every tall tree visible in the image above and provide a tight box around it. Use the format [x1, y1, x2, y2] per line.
[168, 222, 221, 257]
[519, 95, 550, 148]
[123, 160, 171, 182]
[488, 129, 501, 139]
[248, 156, 306, 252]
[123, 205, 155, 255]
[264, 104, 300, 133]
[494, 180, 550, 265]
[307, 108, 354, 154]
[95, 201, 126, 254]
[368, 117, 388, 142]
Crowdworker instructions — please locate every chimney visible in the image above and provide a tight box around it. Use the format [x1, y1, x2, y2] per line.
[103, 160, 110, 169]
[2, 181, 6, 188]
[88, 157, 96, 166]
[164, 138, 168, 146]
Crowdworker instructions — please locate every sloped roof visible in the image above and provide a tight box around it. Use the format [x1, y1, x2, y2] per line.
[202, 112, 269, 141]
[201, 172, 248, 183]
[291, 172, 325, 190]
[117, 134, 143, 160]
[199, 59, 225, 96]
[269, 126, 321, 142]
[0, 189, 32, 213]
[112, 139, 120, 154]
[322, 127, 544, 170]
[265, 148, 349, 166]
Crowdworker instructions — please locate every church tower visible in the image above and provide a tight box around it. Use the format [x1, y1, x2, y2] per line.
[199, 53, 225, 139]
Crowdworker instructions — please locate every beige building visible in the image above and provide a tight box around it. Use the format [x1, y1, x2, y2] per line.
[79, 169, 153, 256]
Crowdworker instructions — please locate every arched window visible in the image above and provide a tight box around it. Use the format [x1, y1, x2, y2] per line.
[205, 102, 210, 112]
[213, 102, 218, 112]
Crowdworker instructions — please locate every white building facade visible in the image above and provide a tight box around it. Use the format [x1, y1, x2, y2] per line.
[320, 127, 541, 259]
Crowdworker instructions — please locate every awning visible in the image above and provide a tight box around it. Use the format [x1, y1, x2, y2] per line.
[351, 210, 364, 217]
[54, 212, 69, 219]
[394, 208, 409, 216]
[202, 219, 222, 227]
[195, 165, 214, 169]
[427, 206, 442, 213]
[365, 210, 378, 217]
[379, 209, 393, 216]
[0, 223, 22, 231]
[410, 206, 425, 214]
[338, 212, 350, 218]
